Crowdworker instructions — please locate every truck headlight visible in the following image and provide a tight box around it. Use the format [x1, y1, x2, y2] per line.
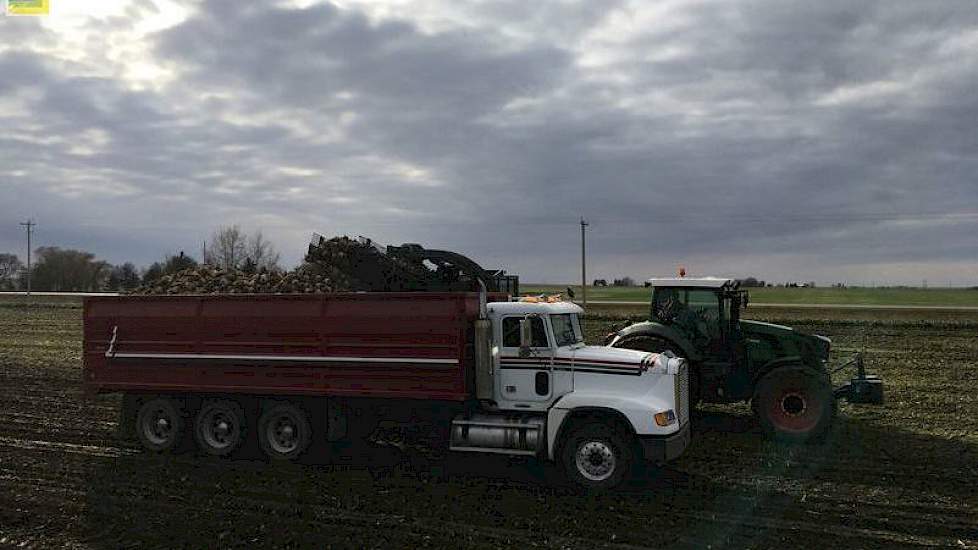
[654, 410, 677, 427]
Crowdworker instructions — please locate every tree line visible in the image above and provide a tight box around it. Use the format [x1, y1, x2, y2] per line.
[0, 225, 280, 292]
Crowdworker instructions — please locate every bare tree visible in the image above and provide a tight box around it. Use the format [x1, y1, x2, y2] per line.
[204, 225, 247, 270]
[204, 226, 280, 271]
[246, 230, 281, 272]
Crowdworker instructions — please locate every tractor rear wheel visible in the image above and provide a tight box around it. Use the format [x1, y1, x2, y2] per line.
[753, 367, 835, 443]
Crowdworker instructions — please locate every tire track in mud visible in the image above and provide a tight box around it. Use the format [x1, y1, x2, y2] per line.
[1, 431, 973, 549]
[0, 442, 649, 549]
[1, 391, 975, 548]
[0, 436, 136, 458]
[3, 309, 978, 548]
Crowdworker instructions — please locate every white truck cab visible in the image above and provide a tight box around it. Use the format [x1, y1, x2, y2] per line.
[450, 298, 691, 490]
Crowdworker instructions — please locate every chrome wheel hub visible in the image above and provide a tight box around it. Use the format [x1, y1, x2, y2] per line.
[575, 441, 616, 482]
[199, 408, 239, 450]
[269, 417, 299, 453]
[145, 410, 173, 445]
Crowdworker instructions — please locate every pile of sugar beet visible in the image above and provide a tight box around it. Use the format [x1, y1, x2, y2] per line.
[129, 235, 444, 295]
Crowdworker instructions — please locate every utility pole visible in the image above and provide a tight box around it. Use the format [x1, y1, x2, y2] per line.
[19, 219, 35, 296]
[580, 217, 588, 309]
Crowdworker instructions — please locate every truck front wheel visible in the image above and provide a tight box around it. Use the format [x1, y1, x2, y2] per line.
[753, 367, 835, 443]
[258, 402, 311, 460]
[136, 397, 185, 453]
[560, 422, 633, 491]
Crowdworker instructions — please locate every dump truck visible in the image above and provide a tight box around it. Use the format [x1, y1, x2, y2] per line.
[607, 277, 882, 442]
[83, 289, 689, 490]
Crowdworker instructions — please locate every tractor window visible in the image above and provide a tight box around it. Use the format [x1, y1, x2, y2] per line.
[686, 290, 719, 327]
[502, 316, 549, 348]
[724, 294, 734, 325]
[687, 290, 719, 319]
[654, 288, 721, 345]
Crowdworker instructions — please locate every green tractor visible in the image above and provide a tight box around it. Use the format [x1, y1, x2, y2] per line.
[606, 278, 883, 441]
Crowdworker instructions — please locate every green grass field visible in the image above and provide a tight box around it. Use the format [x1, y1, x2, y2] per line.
[523, 284, 978, 306]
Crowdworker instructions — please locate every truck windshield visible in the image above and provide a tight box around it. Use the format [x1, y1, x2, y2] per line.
[551, 314, 584, 347]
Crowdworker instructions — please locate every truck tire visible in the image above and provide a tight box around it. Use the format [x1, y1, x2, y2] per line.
[258, 402, 311, 460]
[136, 397, 185, 453]
[194, 399, 246, 457]
[753, 367, 835, 443]
[560, 422, 634, 491]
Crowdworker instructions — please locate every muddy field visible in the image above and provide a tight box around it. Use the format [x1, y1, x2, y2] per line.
[1, 296, 976, 549]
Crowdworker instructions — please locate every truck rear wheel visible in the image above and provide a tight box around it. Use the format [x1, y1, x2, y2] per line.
[258, 402, 311, 460]
[136, 397, 185, 453]
[560, 422, 633, 491]
[194, 399, 246, 457]
[753, 367, 835, 443]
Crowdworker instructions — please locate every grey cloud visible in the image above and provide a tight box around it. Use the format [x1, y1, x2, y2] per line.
[1, 0, 976, 284]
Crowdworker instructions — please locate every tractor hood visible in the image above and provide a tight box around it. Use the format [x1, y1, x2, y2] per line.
[740, 320, 831, 362]
[740, 319, 796, 337]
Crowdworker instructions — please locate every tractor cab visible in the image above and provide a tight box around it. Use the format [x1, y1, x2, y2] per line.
[647, 277, 746, 362]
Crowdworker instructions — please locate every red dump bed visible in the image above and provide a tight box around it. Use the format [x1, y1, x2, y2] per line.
[83, 292, 491, 401]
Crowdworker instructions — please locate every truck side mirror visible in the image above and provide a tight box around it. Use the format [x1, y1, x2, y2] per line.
[742, 294, 749, 309]
[519, 317, 532, 357]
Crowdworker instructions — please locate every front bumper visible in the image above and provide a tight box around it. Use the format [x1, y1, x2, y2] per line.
[638, 421, 690, 463]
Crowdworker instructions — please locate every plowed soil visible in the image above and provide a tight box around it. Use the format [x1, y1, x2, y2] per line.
[1, 297, 976, 549]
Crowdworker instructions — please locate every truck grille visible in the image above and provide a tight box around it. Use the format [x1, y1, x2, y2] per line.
[676, 363, 690, 426]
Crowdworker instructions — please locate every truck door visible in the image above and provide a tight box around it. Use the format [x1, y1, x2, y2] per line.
[497, 315, 554, 405]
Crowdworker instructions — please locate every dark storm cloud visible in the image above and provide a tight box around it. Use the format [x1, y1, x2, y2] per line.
[1, 0, 976, 283]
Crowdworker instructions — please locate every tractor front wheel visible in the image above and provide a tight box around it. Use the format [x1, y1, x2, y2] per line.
[753, 367, 835, 443]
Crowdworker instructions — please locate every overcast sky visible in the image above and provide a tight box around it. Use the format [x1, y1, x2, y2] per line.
[1, 0, 976, 285]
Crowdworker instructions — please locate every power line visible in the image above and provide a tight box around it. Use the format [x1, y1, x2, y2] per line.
[19, 219, 35, 296]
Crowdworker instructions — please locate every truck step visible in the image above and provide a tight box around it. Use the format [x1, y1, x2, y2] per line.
[447, 445, 538, 456]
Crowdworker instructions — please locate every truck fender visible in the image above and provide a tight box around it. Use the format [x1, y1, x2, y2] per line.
[546, 393, 674, 460]
[610, 321, 701, 362]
